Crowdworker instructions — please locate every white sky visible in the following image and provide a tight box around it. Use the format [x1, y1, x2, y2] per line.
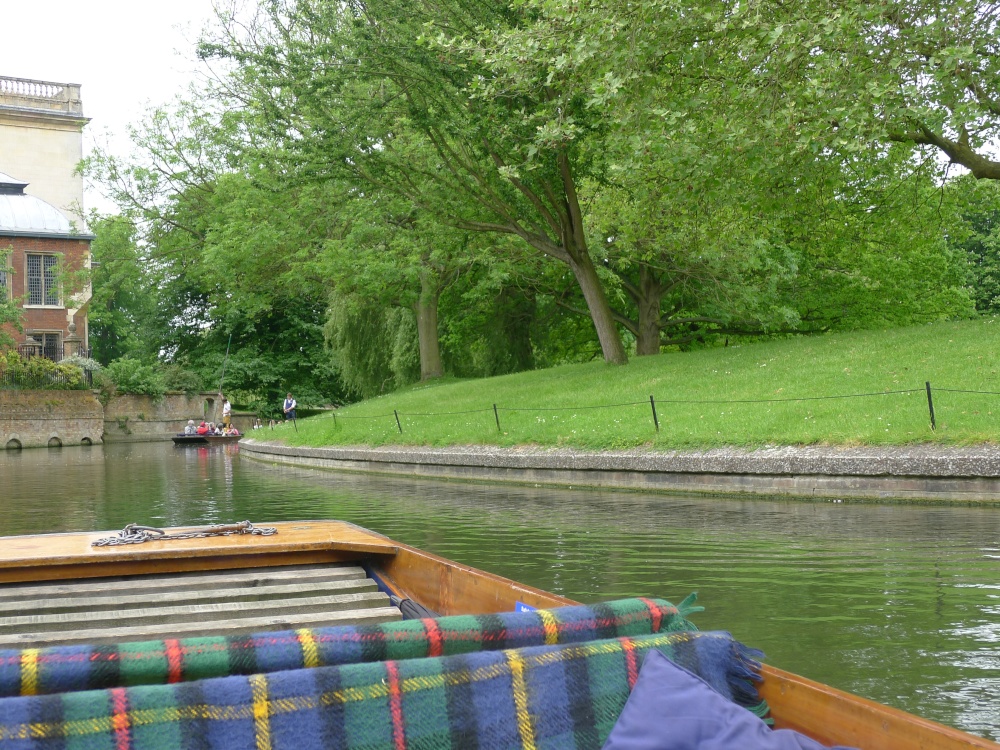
[2, 0, 219, 213]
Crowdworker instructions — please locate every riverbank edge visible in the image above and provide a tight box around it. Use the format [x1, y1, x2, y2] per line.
[238, 439, 1000, 504]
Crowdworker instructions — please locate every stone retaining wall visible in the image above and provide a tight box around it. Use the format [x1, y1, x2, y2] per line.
[102, 393, 222, 443]
[238, 440, 1000, 503]
[0, 390, 102, 449]
[1, 391, 255, 448]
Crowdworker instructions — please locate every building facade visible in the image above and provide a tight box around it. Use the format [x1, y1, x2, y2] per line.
[0, 76, 92, 357]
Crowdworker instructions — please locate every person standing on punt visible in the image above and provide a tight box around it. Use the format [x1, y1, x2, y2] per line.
[221, 394, 232, 428]
[283, 392, 297, 421]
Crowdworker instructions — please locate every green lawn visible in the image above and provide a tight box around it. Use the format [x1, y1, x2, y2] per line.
[272, 319, 1000, 450]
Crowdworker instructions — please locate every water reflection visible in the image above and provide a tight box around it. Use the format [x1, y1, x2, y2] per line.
[1, 442, 998, 739]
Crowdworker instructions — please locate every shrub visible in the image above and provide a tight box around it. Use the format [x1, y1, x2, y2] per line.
[95, 357, 167, 400]
[0, 350, 87, 390]
[161, 364, 204, 395]
[60, 354, 102, 374]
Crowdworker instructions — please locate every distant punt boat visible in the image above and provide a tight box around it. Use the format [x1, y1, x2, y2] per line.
[171, 433, 241, 445]
[0, 520, 995, 750]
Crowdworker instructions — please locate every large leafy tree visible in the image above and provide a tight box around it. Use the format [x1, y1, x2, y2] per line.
[86, 107, 351, 408]
[199, 0, 631, 363]
[946, 176, 1000, 313]
[87, 0, 981, 396]
[736, 0, 1000, 180]
[87, 215, 155, 364]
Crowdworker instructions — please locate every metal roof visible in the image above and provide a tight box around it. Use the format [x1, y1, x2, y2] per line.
[0, 172, 82, 237]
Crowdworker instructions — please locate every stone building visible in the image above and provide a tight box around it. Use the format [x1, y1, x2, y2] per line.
[0, 75, 92, 357]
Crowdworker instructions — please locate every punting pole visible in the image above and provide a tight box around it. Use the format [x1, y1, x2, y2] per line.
[218, 332, 233, 394]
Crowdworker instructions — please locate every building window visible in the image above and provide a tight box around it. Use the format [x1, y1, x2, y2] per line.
[28, 332, 62, 360]
[26, 253, 59, 306]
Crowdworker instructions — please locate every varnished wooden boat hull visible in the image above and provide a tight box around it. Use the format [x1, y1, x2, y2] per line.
[0, 520, 994, 750]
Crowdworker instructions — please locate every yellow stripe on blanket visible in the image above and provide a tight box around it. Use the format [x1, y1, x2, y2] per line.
[539, 609, 560, 646]
[506, 649, 537, 750]
[250, 674, 273, 750]
[20, 649, 40, 697]
[297, 629, 321, 669]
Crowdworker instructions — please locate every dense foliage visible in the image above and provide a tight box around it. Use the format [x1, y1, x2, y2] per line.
[82, 0, 1000, 410]
[0, 247, 22, 350]
[0, 351, 89, 390]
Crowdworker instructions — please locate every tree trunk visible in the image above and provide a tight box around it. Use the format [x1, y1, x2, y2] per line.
[553, 150, 628, 365]
[635, 265, 663, 356]
[414, 269, 444, 381]
[566, 251, 628, 365]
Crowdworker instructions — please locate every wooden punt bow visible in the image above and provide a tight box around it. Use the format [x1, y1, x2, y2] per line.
[0, 520, 995, 750]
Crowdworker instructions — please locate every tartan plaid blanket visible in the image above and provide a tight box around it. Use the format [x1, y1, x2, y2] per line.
[0, 597, 698, 698]
[0, 630, 763, 750]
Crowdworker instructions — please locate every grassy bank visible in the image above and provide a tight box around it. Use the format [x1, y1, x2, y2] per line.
[270, 319, 1000, 450]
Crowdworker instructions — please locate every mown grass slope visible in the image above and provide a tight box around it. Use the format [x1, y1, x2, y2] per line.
[271, 319, 1000, 450]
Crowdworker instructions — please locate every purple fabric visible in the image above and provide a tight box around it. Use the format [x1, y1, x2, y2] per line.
[602, 649, 859, 750]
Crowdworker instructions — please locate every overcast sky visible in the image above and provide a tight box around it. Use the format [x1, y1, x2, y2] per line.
[3, 0, 219, 213]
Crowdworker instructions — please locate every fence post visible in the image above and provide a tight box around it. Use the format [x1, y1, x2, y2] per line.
[925, 382, 936, 431]
[332, 412, 337, 428]
[394, 410, 403, 434]
[493, 403, 501, 433]
[649, 395, 660, 433]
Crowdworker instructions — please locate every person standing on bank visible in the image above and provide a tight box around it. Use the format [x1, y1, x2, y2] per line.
[283, 393, 297, 421]
[221, 395, 232, 428]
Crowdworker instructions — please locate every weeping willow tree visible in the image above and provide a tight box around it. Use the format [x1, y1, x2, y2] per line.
[324, 295, 420, 400]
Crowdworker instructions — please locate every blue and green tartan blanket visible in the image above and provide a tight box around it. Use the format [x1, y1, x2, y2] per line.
[0, 597, 697, 698]
[0, 629, 764, 750]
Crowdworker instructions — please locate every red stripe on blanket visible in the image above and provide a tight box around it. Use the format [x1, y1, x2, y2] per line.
[111, 687, 132, 750]
[639, 598, 663, 633]
[386, 661, 406, 750]
[422, 619, 443, 657]
[620, 637, 639, 690]
[164, 639, 183, 683]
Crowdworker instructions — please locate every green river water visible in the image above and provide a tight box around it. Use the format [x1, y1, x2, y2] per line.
[1, 441, 998, 740]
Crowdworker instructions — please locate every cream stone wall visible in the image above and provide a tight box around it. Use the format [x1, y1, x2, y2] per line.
[0, 77, 88, 227]
[0, 115, 86, 226]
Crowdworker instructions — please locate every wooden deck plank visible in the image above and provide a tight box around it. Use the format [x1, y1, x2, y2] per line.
[8, 577, 378, 616]
[0, 606, 404, 649]
[0, 591, 390, 633]
[0, 564, 367, 602]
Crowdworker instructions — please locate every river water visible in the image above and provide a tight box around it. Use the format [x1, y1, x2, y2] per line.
[1, 442, 998, 740]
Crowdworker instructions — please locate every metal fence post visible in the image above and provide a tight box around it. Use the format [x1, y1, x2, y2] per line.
[925, 382, 936, 431]
[650, 395, 660, 433]
[394, 410, 403, 434]
[493, 404, 501, 433]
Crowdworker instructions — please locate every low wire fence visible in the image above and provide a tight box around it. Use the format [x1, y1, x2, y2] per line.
[301, 382, 1000, 438]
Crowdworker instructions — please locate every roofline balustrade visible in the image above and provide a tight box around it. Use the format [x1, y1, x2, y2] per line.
[0, 76, 83, 116]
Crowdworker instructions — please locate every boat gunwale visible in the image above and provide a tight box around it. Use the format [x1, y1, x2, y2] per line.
[0, 520, 399, 571]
